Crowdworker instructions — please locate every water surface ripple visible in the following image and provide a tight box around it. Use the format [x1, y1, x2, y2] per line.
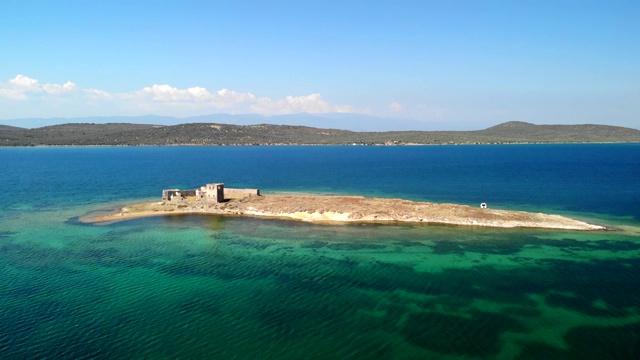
[1, 145, 639, 359]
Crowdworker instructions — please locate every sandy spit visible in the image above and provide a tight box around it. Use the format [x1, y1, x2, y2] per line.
[79, 194, 608, 231]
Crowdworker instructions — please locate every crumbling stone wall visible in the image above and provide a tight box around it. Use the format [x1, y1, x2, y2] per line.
[225, 188, 260, 196]
[162, 189, 196, 201]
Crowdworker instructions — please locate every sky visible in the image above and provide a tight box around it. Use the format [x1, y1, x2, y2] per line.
[1, 0, 639, 130]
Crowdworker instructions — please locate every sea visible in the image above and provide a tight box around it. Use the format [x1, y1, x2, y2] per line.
[1, 144, 639, 359]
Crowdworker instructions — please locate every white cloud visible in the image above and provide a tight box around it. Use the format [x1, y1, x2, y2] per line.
[84, 88, 113, 100]
[251, 93, 353, 115]
[215, 88, 257, 107]
[0, 74, 76, 100]
[0, 74, 357, 117]
[138, 84, 218, 103]
[10, 74, 40, 91]
[0, 88, 25, 100]
[389, 102, 404, 113]
[43, 81, 76, 95]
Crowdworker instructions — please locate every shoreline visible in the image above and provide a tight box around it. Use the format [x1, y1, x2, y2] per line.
[80, 193, 608, 231]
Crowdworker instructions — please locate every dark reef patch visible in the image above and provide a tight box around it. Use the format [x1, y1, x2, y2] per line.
[392, 240, 426, 247]
[401, 311, 525, 357]
[326, 242, 387, 250]
[564, 323, 640, 359]
[539, 258, 640, 316]
[430, 235, 640, 257]
[300, 240, 328, 249]
[225, 238, 274, 250]
[514, 341, 567, 359]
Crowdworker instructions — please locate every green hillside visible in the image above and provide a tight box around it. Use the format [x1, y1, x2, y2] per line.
[1, 121, 639, 146]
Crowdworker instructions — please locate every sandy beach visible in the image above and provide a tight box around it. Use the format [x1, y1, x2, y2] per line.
[81, 193, 607, 231]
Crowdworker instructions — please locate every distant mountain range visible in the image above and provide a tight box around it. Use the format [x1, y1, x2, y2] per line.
[1, 120, 639, 146]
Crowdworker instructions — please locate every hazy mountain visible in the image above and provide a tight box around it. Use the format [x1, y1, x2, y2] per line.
[0, 113, 446, 131]
[0, 115, 177, 129]
[0, 124, 25, 131]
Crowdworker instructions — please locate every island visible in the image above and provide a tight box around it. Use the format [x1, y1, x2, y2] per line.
[81, 183, 607, 231]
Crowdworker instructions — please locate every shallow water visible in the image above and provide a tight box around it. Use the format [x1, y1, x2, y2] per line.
[1, 145, 639, 359]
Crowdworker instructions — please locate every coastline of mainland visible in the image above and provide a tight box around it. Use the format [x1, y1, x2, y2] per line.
[3, 121, 640, 147]
[81, 192, 608, 231]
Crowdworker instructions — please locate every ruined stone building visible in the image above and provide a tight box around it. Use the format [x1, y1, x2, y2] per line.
[162, 183, 259, 204]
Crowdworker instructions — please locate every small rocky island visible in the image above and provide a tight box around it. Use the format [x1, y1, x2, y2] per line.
[82, 183, 607, 231]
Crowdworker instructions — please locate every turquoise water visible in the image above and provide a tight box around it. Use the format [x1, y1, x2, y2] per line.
[1, 145, 640, 359]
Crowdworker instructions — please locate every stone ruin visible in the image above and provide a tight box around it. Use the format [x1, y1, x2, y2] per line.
[162, 183, 260, 204]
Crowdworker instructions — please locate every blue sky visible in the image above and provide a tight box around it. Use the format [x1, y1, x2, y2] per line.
[1, 0, 638, 130]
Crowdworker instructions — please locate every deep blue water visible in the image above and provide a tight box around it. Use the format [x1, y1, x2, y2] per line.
[1, 144, 639, 359]
[3, 144, 639, 219]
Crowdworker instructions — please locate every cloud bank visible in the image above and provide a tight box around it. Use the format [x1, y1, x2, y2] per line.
[0, 74, 354, 118]
[0, 75, 76, 100]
